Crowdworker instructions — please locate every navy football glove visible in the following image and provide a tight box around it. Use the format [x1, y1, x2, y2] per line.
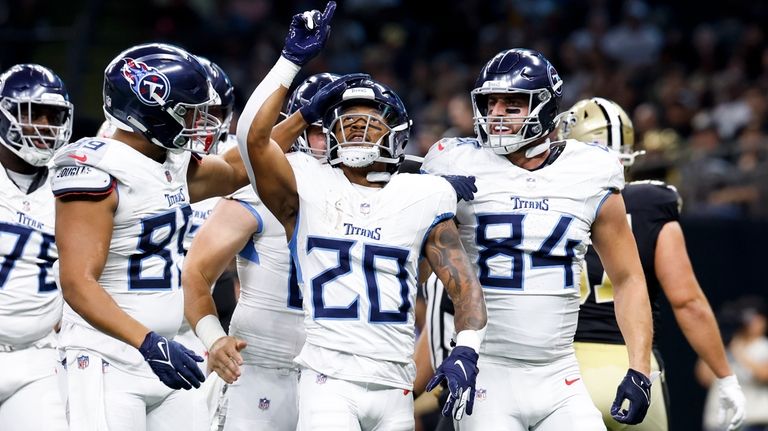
[611, 368, 652, 424]
[139, 331, 205, 390]
[426, 346, 479, 421]
[441, 175, 477, 202]
[299, 73, 370, 124]
[281, 1, 336, 66]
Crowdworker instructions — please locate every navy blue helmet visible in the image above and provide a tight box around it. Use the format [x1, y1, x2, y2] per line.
[286, 73, 339, 158]
[472, 48, 563, 154]
[0, 64, 73, 166]
[103, 43, 222, 153]
[322, 76, 411, 172]
[197, 56, 234, 148]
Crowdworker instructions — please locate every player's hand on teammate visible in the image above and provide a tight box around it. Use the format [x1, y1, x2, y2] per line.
[426, 346, 479, 421]
[282, 1, 336, 66]
[299, 73, 370, 124]
[208, 335, 248, 384]
[441, 175, 477, 202]
[716, 375, 746, 430]
[610, 368, 652, 424]
[139, 331, 205, 390]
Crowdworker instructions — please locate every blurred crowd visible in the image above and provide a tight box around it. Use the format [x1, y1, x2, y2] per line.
[2, 0, 768, 218]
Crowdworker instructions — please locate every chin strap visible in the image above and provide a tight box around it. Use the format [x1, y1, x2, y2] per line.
[366, 171, 392, 183]
[524, 139, 550, 158]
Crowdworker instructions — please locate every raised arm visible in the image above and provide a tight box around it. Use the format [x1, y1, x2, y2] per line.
[655, 220, 745, 430]
[187, 146, 249, 203]
[235, 2, 335, 236]
[591, 192, 652, 424]
[422, 218, 487, 421]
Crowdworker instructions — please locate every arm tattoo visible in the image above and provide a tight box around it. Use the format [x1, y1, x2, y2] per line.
[425, 220, 487, 331]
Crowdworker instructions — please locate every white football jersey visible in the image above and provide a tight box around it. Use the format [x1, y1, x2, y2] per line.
[52, 137, 193, 376]
[0, 167, 61, 346]
[423, 138, 624, 363]
[288, 152, 457, 389]
[182, 135, 238, 251]
[227, 184, 305, 368]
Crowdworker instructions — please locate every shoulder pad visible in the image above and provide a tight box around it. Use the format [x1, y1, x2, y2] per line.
[51, 165, 115, 198]
[428, 137, 480, 154]
[52, 137, 112, 169]
[627, 180, 683, 211]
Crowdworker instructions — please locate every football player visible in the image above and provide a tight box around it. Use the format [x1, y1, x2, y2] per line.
[175, 56, 238, 375]
[561, 97, 746, 431]
[0, 63, 72, 431]
[183, 72, 337, 431]
[231, 3, 488, 430]
[52, 43, 250, 430]
[421, 48, 654, 431]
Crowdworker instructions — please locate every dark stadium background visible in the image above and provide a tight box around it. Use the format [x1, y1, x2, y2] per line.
[3, 0, 767, 429]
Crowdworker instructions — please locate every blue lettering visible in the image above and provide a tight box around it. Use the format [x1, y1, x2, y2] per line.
[342, 223, 383, 240]
[511, 197, 549, 211]
[16, 212, 45, 230]
[164, 188, 187, 207]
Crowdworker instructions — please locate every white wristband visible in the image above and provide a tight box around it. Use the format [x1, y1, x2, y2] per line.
[455, 325, 487, 353]
[273, 56, 301, 89]
[195, 314, 227, 351]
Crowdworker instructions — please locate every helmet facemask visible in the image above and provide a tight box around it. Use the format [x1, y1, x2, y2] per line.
[0, 95, 73, 166]
[172, 96, 224, 154]
[326, 104, 407, 171]
[472, 85, 557, 155]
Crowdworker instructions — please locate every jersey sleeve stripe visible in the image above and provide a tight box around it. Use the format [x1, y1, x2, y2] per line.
[419, 212, 455, 257]
[235, 199, 264, 234]
[52, 177, 117, 198]
[594, 190, 615, 219]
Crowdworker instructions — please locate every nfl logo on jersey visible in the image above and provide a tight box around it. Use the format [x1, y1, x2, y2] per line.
[258, 398, 270, 410]
[77, 354, 89, 369]
[360, 202, 371, 215]
[475, 388, 487, 401]
[316, 373, 327, 385]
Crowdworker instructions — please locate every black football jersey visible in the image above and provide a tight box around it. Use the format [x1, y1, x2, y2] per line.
[574, 181, 681, 345]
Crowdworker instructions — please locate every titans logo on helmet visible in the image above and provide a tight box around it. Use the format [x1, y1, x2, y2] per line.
[548, 64, 562, 97]
[120, 58, 171, 106]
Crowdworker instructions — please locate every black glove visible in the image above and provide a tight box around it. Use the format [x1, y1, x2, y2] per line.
[281, 1, 336, 66]
[139, 331, 205, 390]
[441, 175, 477, 202]
[426, 346, 479, 420]
[299, 73, 370, 124]
[610, 368, 652, 424]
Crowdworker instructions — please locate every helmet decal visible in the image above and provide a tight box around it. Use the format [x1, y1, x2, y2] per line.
[548, 64, 562, 97]
[121, 58, 170, 106]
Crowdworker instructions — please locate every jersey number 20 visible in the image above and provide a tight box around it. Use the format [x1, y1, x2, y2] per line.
[307, 237, 411, 323]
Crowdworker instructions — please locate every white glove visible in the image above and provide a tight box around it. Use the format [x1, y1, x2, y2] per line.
[716, 375, 746, 430]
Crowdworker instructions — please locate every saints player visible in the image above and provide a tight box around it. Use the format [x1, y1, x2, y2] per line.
[228, 3, 487, 429]
[0, 64, 72, 431]
[421, 48, 654, 430]
[561, 97, 746, 431]
[182, 73, 337, 431]
[52, 43, 249, 430]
